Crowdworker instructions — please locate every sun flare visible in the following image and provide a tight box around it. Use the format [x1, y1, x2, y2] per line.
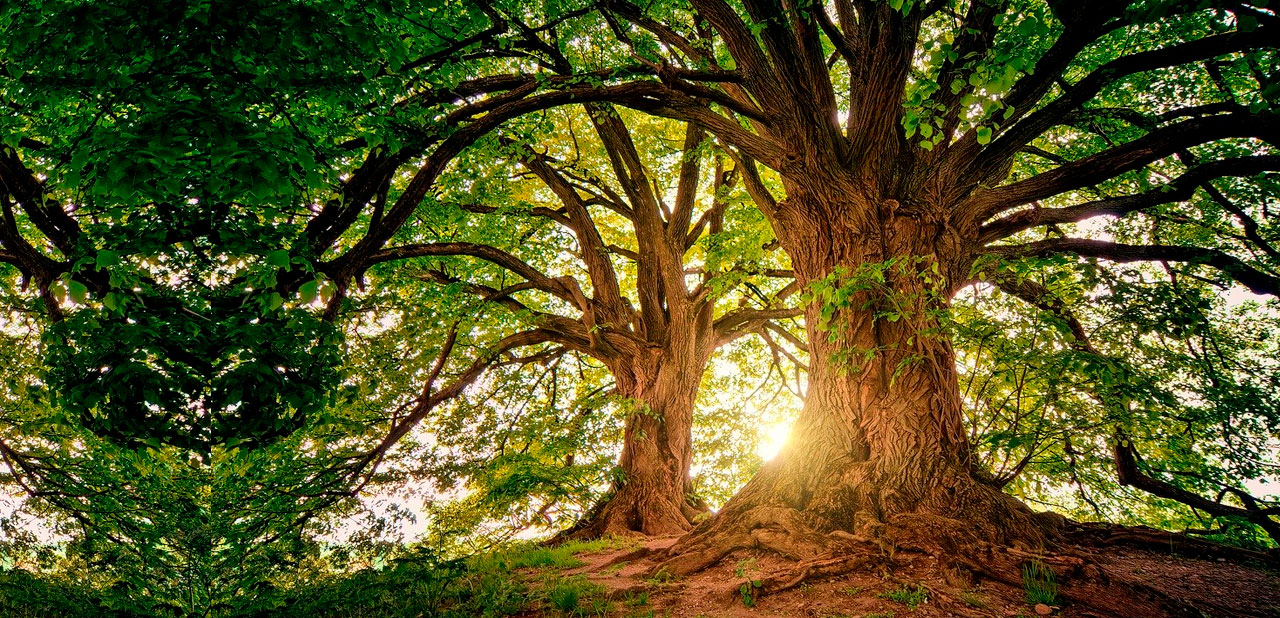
[756, 420, 794, 462]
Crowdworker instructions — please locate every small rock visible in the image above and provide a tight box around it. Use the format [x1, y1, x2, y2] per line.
[1034, 603, 1053, 615]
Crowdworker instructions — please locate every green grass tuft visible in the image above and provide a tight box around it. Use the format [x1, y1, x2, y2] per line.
[959, 589, 986, 608]
[1021, 560, 1059, 606]
[544, 575, 608, 617]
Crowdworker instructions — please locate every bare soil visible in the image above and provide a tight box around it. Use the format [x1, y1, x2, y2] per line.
[526, 534, 1279, 618]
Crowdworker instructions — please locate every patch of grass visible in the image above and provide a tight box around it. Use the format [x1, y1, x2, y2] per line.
[1021, 560, 1059, 606]
[842, 585, 864, 596]
[484, 543, 584, 570]
[959, 589, 986, 608]
[647, 567, 678, 585]
[545, 575, 609, 617]
[583, 597, 612, 617]
[470, 537, 636, 573]
[879, 583, 929, 609]
[865, 612, 896, 618]
[558, 535, 638, 555]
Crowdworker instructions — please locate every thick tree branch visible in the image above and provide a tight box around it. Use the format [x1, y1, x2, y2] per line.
[1115, 439, 1280, 543]
[713, 306, 804, 346]
[968, 113, 1280, 221]
[978, 155, 1280, 243]
[366, 242, 584, 308]
[984, 238, 1280, 297]
[986, 269, 1097, 354]
[966, 26, 1280, 188]
[516, 145, 629, 322]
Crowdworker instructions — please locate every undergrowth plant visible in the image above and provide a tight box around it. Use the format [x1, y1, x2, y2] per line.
[879, 583, 929, 609]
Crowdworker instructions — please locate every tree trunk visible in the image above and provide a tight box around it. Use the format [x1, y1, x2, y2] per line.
[564, 340, 711, 538]
[661, 185, 1049, 572]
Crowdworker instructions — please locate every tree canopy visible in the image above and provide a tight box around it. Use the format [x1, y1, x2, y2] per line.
[0, 0, 1277, 615]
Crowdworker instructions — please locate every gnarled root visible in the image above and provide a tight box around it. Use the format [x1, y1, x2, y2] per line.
[1066, 521, 1278, 565]
[552, 486, 696, 543]
[653, 505, 847, 577]
[649, 463, 1062, 604]
[755, 553, 881, 595]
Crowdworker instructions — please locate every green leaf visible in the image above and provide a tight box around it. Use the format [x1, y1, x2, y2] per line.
[266, 249, 291, 269]
[96, 250, 121, 270]
[299, 280, 320, 305]
[68, 280, 89, 305]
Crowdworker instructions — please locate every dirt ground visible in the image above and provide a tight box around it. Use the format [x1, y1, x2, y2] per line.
[536, 534, 1280, 618]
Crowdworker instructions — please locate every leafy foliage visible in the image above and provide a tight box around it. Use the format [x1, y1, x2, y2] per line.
[0, 0, 1277, 615]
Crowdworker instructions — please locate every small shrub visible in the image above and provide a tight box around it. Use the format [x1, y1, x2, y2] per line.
[738, 579, 762, 607]
[469, 571, 527, 616]
[1021, 560, 1059, 606]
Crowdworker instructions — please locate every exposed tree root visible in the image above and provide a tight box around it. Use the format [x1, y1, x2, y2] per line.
[1066, 521, 1278, 565]
[551, 487, 697, 544]
[641, 489, 1273, 617]
[653, 505, 847, 577]
[654, 465, 1054, 574]
[754, 553, 880, 595]
[598, 545, 658, 569]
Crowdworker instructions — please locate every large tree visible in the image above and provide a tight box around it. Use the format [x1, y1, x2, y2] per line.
[531, 0, 1280, 577]
[259, 0, 1279, 569]
[5, 0, 1279, 611]
[352, 106, 798, 536]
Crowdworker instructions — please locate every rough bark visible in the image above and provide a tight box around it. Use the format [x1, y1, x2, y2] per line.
[660, 179, 1050, 575]
[568, 344, 712, 538]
